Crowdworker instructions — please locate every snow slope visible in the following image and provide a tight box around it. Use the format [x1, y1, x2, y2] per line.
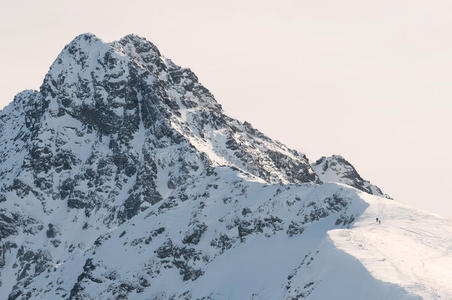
[0, 33, 450, 300]
[328, 193, 452, 299]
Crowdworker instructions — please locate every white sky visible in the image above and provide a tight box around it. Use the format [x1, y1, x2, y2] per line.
[1, 0, 451, 218]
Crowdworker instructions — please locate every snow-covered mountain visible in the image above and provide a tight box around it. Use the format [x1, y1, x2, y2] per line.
[0, 33, 451, 300]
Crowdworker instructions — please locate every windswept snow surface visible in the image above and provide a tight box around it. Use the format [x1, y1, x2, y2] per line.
[328, 193, 452, 299]
[0, 33, 451, 299]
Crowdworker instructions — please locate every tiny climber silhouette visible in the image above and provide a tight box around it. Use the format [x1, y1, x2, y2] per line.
[376, 217, 379, 223]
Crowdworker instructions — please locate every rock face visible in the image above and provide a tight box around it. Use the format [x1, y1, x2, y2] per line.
[312, 155, 390, 198]
[0, 33, 432, 300]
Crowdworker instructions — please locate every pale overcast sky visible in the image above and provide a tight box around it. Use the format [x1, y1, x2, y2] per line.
[1, 0, 451, 218]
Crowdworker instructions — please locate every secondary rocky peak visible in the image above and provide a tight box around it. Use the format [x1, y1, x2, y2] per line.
[312, 155, 390, 198]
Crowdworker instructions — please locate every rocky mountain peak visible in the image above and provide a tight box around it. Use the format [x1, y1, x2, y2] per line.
[117, 33, 162, 60]
[312, 155, 389, 198]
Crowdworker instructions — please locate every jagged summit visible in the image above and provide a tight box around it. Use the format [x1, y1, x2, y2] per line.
[0, 32, 324, 239]
[0, 34, 449, 300]
[73, 32, 100, 40]
[118, 33, 162, 55]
